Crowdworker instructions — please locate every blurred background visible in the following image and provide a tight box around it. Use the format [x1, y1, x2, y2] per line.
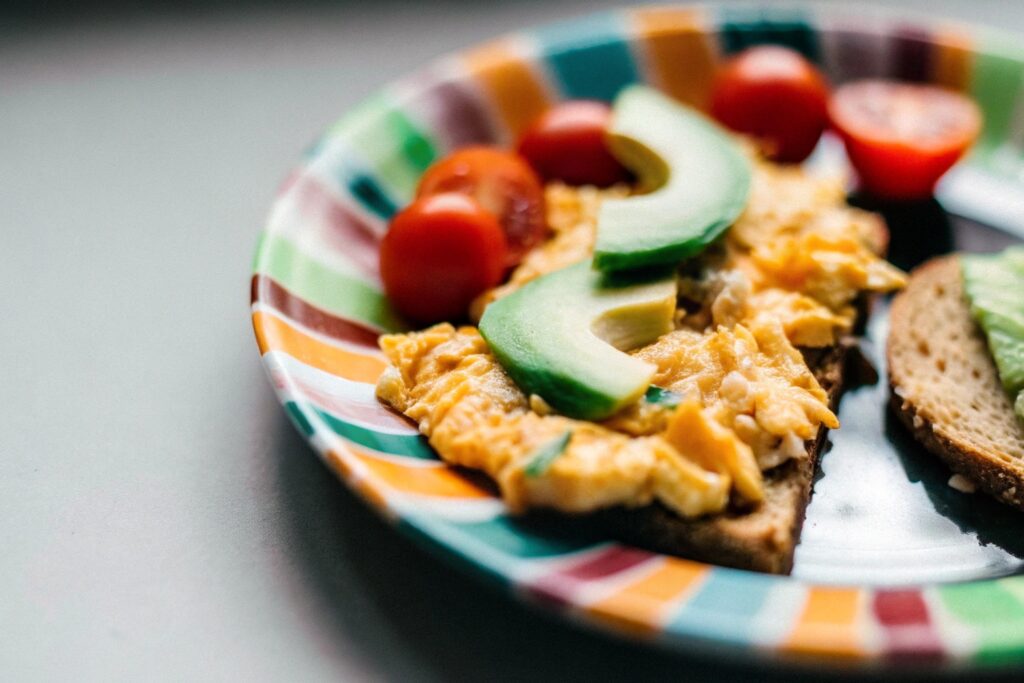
[3, 1, 1024, 681]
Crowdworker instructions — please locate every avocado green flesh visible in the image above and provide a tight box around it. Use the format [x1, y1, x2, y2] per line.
[478, 261, 676, 421]
[961, 247, 1024, 420]
[594, 85, 752, 273]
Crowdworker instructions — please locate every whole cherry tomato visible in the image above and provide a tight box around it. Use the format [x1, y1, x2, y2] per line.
[380, 192, 507, 324]
[829, 80, 982, 200]
[516, 101, 632, 188]
[709, 45, 830, 163]
[417, 147, 546, 267]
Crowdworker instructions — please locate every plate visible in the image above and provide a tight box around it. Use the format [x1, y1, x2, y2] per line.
[251, 5, 1024, 668]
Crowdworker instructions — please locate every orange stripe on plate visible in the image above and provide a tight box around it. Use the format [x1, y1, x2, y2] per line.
[586, 558, 707, 635]
[253, 310, 386, 384]
[353, 476, 390, 510]
[784, 587, 865, 657]
[631, 7, 718, 109]
[325, 447, 391, 508]
[932, 28, 974, 91]
[461, 38, 552, 139]
[351, 448, 494, 499]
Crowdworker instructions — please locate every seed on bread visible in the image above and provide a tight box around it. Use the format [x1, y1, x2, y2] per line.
[888, 256, 1024, 510]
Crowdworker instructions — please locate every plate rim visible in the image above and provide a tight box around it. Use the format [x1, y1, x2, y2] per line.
[251, 3, 1024, 668]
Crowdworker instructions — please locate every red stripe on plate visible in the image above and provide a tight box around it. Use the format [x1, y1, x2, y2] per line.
[873, 590, 945, 660]
[252, 274, 382, 349]
[289, 173, 382, 278]
[528, 546, 655, 606]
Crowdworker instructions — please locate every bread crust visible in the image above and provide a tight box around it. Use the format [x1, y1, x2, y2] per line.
[609, 344, 846, 574]
[521, 218, 891, 574]
[527, 343, 848, 574]
[887, 256, 1024, 511]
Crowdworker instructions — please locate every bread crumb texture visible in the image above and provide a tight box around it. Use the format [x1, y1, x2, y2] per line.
[948, 473, 977, 494]
[888, 256, 1024, 508]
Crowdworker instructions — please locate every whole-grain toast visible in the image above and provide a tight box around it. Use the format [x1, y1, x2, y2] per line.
[888, 255, 1024, 510]
[522, 228, 888, 574]
[532, 343, 848, 574]
[526, 217, 891, 575]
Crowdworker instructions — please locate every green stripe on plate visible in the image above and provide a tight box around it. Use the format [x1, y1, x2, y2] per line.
[284, 402, 316, 437]
[717, 6, 820, 62]
[329, 93, 439, 201]
[970, 32, 1024, 155]
[938, 580, 1024, 664]
[402, 514, 601, 566]
[1000, 575, 1024, 604]
[254, 232, 404, 332]
[311, 404, 437, 460]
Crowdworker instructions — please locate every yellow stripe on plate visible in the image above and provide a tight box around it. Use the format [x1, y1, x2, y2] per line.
[461, 38, 553, 139]
[630, 7, 718, 109]
[932, 27, 974, 91]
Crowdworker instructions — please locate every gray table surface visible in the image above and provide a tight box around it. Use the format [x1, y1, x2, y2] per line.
[4, 1, 1024, 680]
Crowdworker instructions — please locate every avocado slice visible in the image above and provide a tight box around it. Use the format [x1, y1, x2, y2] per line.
[961, 247, 1024, 420]
[479, 261, 676, 420]
[594, 85, 752, 273]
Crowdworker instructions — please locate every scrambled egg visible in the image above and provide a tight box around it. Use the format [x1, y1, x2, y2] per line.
[377, 158, 905, 519]
[377, 324, 729, 516]
[469, 183, 629, 320]
[476, 161, 905, 348]
[724, 163, 905, 346]
[633, 320, 839, 470]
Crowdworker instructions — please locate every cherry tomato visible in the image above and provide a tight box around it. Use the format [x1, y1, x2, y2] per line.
[380, 193, 507, 324]
[829, 80, 982, 200]
[709, 45, 830, 163]
[516, 101, 632, 188]
[417, 147, 545, 267]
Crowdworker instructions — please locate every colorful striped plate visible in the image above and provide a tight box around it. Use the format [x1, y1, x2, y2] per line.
[252, 5, 1024, 669]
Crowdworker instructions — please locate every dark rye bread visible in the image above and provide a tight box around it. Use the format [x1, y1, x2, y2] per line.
[526, 343, 849, 575]
[888, 256, 1024, 510]
[578, 217, 891, 572]
[597, 344, 847, 574]
[520, 217, 889, 573]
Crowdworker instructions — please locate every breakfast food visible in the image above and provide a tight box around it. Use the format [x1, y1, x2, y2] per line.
[516, 100, 631, 187]
[709, 45, 830, 163]
[829, 80, 982, 199]
[374, 78, 908, 573]
[888, 250, 1024, 510]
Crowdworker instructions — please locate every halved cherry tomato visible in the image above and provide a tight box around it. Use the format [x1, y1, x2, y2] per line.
[830, 80, 982, 200]
[709, 45, 830, 163]
[380, 192, 507, 324]
[417, 147, 545, 267]
[516, 101, 632, 188]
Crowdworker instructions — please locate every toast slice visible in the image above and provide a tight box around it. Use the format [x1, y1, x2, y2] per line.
[532, 343, 848, 574]
[888, 256, 1024, 510]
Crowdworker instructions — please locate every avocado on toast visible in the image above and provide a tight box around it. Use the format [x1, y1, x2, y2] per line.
[888, 255, 1024, 510]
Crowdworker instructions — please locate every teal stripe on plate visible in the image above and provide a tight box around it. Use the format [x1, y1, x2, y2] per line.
[665, 568, 776, 645]
[311, 404, 436, 460]
[533, 12, 640, 102]
[329, 93, 439, 204]
[309, 133, 401, 221]
[717, 6, 820, 62]
[284, 402, 316, 438]
[347, 173, 399, 220]
[403, 513, 601, 566]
